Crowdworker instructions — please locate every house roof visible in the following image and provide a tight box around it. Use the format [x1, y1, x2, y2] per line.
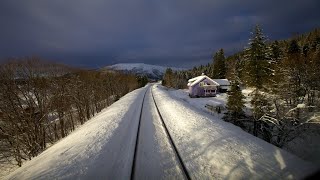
[212, 79, 230, 86]
[187, 75, 219, 87]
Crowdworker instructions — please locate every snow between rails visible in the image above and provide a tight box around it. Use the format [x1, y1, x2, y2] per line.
[152, 85, 318, 179]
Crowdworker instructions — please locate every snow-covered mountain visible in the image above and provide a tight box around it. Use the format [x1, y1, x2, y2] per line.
[102, 63, 185, 80]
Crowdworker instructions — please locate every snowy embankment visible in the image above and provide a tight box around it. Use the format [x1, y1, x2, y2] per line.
[152, 85, 318, 179]
[5, 86, 148, 180]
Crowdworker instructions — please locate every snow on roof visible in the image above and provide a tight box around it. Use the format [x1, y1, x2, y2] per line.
[187, 75, 219, 87]
[212, 79, 230, 86]
[188, 76, 200, 83]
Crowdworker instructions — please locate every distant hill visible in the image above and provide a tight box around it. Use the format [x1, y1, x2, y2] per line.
[101, 63, 185, 80]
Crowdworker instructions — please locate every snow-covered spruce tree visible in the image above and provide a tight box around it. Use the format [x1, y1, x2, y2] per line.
[244, 25, 273, 89]
[244, 25, 274, 136]
[223, 81, 246, 127]
[212, 49, 226, 79]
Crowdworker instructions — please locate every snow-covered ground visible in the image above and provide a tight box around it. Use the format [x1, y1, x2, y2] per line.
[5, 86, 148, 179]
[5, 84, 186, 180]
[152, 85, 317, 179]
[5, 84, 318, 179]
[169, 88, 253, 118]
[168, 87, 320, 167]
[0, 157, 17, 179]
[134, 87, 184, 179]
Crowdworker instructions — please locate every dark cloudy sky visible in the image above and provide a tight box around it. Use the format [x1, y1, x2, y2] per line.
[1, 0, 320, 68]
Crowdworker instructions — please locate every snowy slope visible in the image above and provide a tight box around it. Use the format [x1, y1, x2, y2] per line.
[152, 85, 318, 179]
[103, 63, 185, 79]
[5, 86, 148, 180]
[6, 85, 185, 180]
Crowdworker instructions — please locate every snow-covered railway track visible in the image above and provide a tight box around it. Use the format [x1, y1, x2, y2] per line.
[130, 85, 191, 179]
[150, 87, 192, 180]
[130, 87, 148, 179]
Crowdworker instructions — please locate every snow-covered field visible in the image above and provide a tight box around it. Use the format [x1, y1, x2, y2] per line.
[5, 84, 318, 179]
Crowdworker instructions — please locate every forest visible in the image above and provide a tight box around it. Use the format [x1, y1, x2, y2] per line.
[163, 26, 320, 148]
[0, 57, 145, 167]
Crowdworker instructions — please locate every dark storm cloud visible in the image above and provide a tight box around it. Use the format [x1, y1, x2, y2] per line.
[1, 0, 320, 68]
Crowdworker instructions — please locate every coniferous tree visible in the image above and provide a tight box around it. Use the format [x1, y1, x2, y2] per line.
[223, 81, 246, 126]
[226, 54, 244, 83]
[244, 25, 273, 136]
[244, 25, 272, 89]
[250, 90, 273, 137]
[186, 27, 320, 147]
[212, 49, 226, 78]
[270, 40, 283, 61]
